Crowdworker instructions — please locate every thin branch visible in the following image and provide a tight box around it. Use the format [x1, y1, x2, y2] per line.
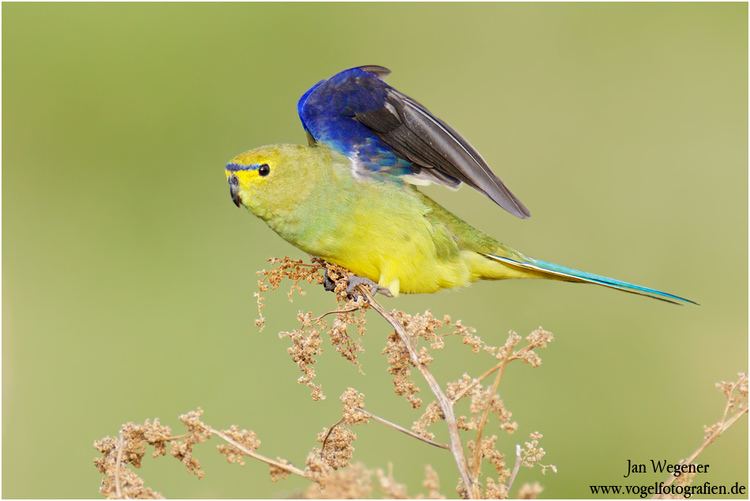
[206, 426, 308, 478]
[470, 360, 509, 487]
[657, 377, 748, 494]
[464, 342, 540, 495]
[315, 306, 362, 321]
[164, 433, 190, 441]
[356, 407, 449, 450]
[717, 379, 741, 425]
[660, 413, 746, 491]
[506, 444, 523, 494]
[363, 287, 475, 497]
[454, 342, 537, 404]
[320, 406, 448, 456]
[320, 417, 346, 459]
[451, 362, 503, 403]
[115, 433, 125, 499]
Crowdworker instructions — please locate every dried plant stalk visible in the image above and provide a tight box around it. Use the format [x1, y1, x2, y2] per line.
[96, 257, 562, 499]
[123, 257, 750, 501]
[654, 372, 748, 498]
[362, 287, 475, 494]
[95, 258, 747, 499]
[357, 407, 449, 450]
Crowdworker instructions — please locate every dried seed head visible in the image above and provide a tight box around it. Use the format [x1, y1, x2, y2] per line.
[216, 425, 261, 465]
[254, 257, 327, 330]
[376, 463, 409, 499]
[305, 463, 373, 499]
[317, 426, 357, 470]
[269, 458, 292, 482]
[340, 388, 369, 425]
[412, 401, 443, 440]
[484, 476, 509, 499]
[518, 481, 544, 499]
[280, 312, 325, 400]
[420, 465, 444, 499]
[383, 331, 422, 408]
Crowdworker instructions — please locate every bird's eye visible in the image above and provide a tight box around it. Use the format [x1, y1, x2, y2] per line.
[258, 164, 270, 177]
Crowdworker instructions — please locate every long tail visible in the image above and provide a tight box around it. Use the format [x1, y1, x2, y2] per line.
[485, 254, 697, 305]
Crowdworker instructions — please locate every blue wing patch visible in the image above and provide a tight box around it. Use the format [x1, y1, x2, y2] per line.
[297, 67, 415, 176]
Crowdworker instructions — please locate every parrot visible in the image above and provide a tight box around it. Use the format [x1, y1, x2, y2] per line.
[225, 65, 694, 304]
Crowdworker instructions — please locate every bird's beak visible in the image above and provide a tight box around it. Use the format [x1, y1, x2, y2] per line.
[228, 175, 241, 208]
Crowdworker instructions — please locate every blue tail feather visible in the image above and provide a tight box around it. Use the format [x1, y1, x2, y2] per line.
[487, 255, 697, 305]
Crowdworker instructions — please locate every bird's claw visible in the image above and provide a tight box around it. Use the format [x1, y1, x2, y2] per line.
[321, 269, 392, 299]
[346, 275, 393, 300]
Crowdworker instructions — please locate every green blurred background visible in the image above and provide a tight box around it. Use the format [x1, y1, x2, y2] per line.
[3, 3, 747, 498]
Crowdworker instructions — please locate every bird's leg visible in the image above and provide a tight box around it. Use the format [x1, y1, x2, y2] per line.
[346, 275, 394, 299]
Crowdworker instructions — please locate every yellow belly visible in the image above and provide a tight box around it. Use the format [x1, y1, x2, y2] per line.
[321, 210, 533, 295]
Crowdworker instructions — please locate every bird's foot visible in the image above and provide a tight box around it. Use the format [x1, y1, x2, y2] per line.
[321, 268, 393, 299]
[346, 275, 394, 300]
[323, 270, 337, 292]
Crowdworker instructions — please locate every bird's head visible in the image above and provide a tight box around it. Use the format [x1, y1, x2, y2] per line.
[225, 144, 323, 219]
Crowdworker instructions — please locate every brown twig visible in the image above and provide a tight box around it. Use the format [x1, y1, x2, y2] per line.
[207, 426, 308, 478]
[114, 433, 125, 499]
[320, 417, 346, 459]
[450, 363, 503, 403]
[506, 443, 523, 494]
[470, 360, 508, 490]
[315, 306, 362, 321]
[321, 406, 449, 451]
[362, 287, 475, 497]
[655, 375, 748, 496]
[356, 407, 450, 450]
[465, 340, 543, 495]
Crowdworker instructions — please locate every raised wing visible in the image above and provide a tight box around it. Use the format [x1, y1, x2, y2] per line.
[297, 66, 530, 219]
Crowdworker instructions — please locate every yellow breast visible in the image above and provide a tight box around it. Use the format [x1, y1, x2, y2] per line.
[322, 202, 475, 295]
